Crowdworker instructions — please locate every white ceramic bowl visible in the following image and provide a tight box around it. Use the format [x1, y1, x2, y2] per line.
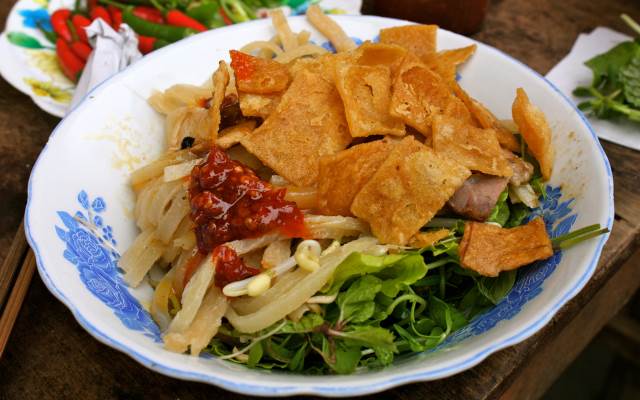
[25, 15, 614, 397]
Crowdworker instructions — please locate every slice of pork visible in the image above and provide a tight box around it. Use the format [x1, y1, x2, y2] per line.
[448, 174, 509, 221]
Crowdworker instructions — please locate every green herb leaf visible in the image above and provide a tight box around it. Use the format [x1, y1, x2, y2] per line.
[620, 53, 640, 107]
[376, 255, 430, 297]
[247, 340, 264, 368]
[476, 270, 517, 305]
[280, 313, 324, 333]
[339, 326, 397, 354]
[505, 203, 532, 228]
[336, 275, 382, 323]
[328, 252, 407, 294]
[288, 342, 307, 372]
[573, 86, 595, 97]
[487, 190, 510, 226]
[331, 343, 362, 374]
[585, 41, 640, 89]
[429, 294, 468, 332]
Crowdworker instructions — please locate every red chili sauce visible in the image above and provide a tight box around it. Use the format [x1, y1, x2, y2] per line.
[188, 146, 307, 287]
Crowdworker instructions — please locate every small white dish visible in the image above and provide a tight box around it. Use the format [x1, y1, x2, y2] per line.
[25, 15, 613, 397]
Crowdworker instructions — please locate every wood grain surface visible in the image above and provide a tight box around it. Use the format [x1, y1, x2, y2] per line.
[1, 0, 640, 399]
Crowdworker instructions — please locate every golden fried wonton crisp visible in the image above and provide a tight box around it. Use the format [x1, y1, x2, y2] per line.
[459, 217, 553, 277]
[216, 120, 257, 149]
[317, 139, 396, 216]
[389, 57, 454, 136]
[240, 69, 351, 186]
[408, 229, 450, 248]
[512, 88, 554, 180]
[431, 115, 513, 177]
[422, 44, 476, 82]
[238, 92, 281, 119]
[450, 82, 520, 152]
[335, 63, 405, 137]
[351, 136, 470, 245]
[230, 50, 290, 94]
[354, 42, 408, 79]
[379, 25, 437, 59]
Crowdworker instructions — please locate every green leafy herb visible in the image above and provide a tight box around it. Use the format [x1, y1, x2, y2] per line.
[574, 14, 640, 123]
[336, 275, 382, 323]
[505, 203, 531, 228]
[487, 190, 510, 226]
[247, 340, 264, 368]
[203, 215, 606, 374]
[327, 252, 407, 294]
[376, 255, 430, 297]
[476, 270, 517, 304]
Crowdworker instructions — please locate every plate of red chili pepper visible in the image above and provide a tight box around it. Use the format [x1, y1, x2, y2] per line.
[0, 0, 358, 117]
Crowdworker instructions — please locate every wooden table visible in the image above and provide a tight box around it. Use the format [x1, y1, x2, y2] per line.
[1, 0, 639, 398]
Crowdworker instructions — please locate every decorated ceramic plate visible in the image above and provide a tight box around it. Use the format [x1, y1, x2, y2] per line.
[0, 0, 361, 118]
[25, 15, 613, 397]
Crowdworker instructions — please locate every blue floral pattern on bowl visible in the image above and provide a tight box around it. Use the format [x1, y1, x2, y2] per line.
[54, 185, 575, 348]
[55, 190, 161, 342]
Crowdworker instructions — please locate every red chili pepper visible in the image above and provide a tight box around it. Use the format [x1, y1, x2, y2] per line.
[70, 41, 92, 61]
[51, 9, 73, 42]
[56, 38, 85, 82]
[165, 10, 207, 32]
[219, 7, 232, 25]
[87, 0, 98, 13]
[91, 6, 113, 26]
[137, 35, 156, 54]
[132, 6, 164, 24]
[108, 6, 122, 30]
[72, 14, 91, 43]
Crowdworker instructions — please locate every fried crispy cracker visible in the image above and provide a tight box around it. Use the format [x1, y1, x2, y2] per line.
[240, 70, 351, 186]
[408, 229, 450, 248]
[354, 42, 408, 79]
[351, 136, 470, 245]
[216, 120, 257, 149]
[230, 50, 290, 94]
[390, 57, 454, 136]
[512, 88, 554, 180]
[317, 139, 396, 216]
[432, 115, 513, 177]
[238, 92, 281, 119]
[459, 217, 553, 277]
[451, 82, 520, 152]
[335, 63, 405, 137]
[379, 25, 437, 59]
[422, 45, 476, 82]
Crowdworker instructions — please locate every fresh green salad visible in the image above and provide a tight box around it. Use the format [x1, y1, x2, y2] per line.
[205, 214, 604, 374]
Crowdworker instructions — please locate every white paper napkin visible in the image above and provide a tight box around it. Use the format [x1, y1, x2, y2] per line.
[69, 19, 142, 111]
[546, 27, 640, 151]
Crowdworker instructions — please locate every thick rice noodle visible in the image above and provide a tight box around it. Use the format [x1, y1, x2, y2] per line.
[148, 83, 212, 115]
[226, 236, 379, 333]
[305, 215, 370, 238]
[167, 255, 215, 333]
[119, 230, 164, 286]
[164, 286, 228, 355]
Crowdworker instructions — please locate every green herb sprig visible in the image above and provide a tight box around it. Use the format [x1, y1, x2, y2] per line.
[574, 14, 640, 123]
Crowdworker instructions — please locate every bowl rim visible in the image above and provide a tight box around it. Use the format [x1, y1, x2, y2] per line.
[24, 14, 615, 397]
